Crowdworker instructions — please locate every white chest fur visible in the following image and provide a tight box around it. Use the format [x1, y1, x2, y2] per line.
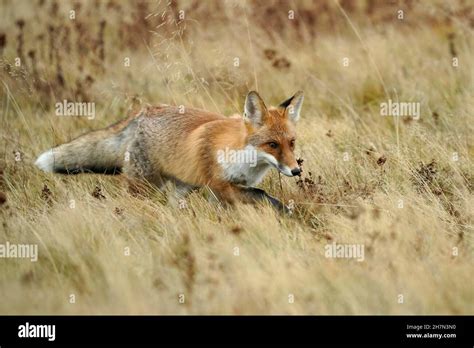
[218, 145, 272, 186]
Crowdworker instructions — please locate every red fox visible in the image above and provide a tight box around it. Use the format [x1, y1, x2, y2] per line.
[35, 91, 304, 211]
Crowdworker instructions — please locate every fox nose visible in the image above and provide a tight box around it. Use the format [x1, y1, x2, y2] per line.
[291, 167, 301, 176]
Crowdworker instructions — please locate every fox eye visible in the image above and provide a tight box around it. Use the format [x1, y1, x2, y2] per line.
[290, 139, 296, 148]
[268, 142, 279, 149]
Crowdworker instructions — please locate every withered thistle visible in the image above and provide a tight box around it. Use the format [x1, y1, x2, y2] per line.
[0, 33, 6, 56]
[16, 19, 25, 65]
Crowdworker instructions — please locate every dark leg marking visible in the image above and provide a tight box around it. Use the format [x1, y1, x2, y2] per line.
[242, 187, 290, 214]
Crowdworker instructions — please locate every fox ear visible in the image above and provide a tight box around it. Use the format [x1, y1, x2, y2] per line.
[279, 91, 304, 123]
[244, 91, 267, 127]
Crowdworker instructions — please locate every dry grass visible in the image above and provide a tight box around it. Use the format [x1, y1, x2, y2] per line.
[0, 0, 473, 314]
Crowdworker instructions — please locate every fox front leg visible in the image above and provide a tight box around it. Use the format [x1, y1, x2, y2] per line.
[166, 180, 197, 208]
[210, 184, 290, 214]
[241, 187, 290, 214]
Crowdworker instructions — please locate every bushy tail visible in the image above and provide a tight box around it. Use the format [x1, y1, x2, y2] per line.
[35, 115, 138, 175]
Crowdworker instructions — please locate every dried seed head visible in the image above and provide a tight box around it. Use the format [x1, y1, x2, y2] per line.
[16, 19, 25, 28]
[264, 48, 277, 60]
[92, 186, 106, 200]
[272, 57, 291, 69]
[85, 75, 94, 85]
[0, 33, 6, 49]
[377, 155, 387, 166]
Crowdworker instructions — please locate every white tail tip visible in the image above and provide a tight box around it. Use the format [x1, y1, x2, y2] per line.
[35, 149, 55, 172]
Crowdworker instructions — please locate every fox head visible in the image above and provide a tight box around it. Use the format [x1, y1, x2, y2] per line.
[244, 90, 304, 177]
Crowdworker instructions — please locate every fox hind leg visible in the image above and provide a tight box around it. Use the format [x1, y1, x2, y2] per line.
[122, 138, 167, 194]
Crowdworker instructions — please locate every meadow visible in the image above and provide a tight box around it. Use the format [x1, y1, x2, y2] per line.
[0, 0, 472, 314]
